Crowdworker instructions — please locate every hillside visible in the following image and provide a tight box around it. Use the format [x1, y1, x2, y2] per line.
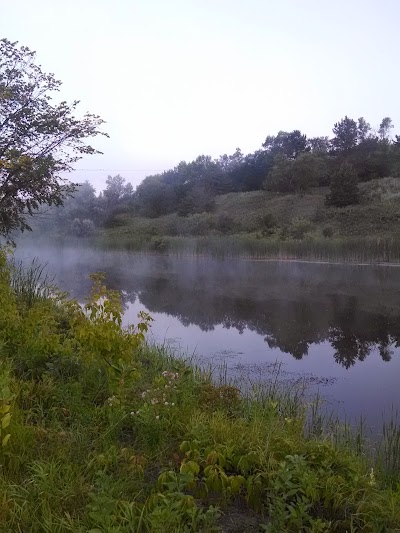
[101, 177, 400, 244]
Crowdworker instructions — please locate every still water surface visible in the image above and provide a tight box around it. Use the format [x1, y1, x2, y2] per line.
[16, 244, 400, 429]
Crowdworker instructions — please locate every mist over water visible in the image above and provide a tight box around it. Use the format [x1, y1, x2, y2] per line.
[15, 242, 400, 429]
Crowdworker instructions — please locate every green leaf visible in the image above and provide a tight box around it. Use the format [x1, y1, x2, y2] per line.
[180, 460, 200, 476]
[0, 404, 10, 415]
[1, 413, 11, 429]
[2, 433, 11, 447]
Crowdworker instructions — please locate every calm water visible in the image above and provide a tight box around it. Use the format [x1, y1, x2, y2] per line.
[15, 243, 400, 429]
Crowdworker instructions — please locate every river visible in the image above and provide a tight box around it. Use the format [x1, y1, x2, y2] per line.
[15, 243, 400, 430]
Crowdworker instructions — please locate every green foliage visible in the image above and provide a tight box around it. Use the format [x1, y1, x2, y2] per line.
[288, 218, 313, 240]
[326, 162, 360, 208]
[0, 362, 13, 464]
[331, 115, 358, 153]
[0, 39, 107, 236]
[70, 218, 96, 237]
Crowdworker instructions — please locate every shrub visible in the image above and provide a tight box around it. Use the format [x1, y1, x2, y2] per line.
[322, 226, 334, 238]
[216, 213, 235, 234]
[70, 218, 96, 237]
[289, 218, 313, 240]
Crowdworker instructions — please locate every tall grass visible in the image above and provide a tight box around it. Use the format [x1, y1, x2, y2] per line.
[9, 257, 55, 307]
[97, 234, 400, 263]
[379, 409, 400, 479]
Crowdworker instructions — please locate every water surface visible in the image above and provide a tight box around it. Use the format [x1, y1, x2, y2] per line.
[15, 243, 400, 429]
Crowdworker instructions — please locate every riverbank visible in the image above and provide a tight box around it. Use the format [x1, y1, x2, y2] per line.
[1, 251, 400, 531]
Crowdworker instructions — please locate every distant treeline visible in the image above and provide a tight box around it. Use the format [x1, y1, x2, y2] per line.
[32, 115, 400, 236]
[133, 116, 400, 216]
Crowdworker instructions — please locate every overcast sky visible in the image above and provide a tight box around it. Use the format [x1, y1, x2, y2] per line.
[3, 0, 399, 191]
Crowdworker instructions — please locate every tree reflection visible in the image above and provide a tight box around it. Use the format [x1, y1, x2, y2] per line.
[37, 252, 400, 369]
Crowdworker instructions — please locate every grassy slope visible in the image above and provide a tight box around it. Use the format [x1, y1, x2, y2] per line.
[98, 177, 400, 261]
[1, 254, 400, 531]
[103, 177, 400, 239]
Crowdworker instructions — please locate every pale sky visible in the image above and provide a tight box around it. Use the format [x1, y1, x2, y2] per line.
[3, 0, 399, 191]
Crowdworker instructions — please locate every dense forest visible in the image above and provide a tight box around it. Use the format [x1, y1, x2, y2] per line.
[31, 115, 400, 239]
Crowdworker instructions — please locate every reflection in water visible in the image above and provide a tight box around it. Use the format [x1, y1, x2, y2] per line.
[14, 244, 400, 425]
[16, 244, 400, 370]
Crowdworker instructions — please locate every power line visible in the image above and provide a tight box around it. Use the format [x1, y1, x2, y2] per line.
[71, 168, 166, 172]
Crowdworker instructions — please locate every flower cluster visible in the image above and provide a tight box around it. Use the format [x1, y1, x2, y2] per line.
[161, 370, 179, 381]
[131, 370, 180, 419]
[107, 395, 117, 407]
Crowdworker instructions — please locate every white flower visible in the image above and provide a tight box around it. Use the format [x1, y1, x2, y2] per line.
[155, 415, 160, 420]
[141, 391, 147, 398]
[171, 403, 175, 406]
[164, 401, 169, 405]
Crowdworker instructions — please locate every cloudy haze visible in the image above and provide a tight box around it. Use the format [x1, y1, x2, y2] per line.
[3, 0, 399, 191]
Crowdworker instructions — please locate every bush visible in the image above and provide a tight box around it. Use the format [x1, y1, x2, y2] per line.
[216, 213, 235, 234]
[70, 218, 96, 237]
[176, 214, 214, 236]
[260, 213, 278, 236]
[322, 226, 334, 238]
[289, 218, 313, 240]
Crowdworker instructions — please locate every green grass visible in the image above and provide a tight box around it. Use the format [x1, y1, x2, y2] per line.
[1, 249, 400, 531]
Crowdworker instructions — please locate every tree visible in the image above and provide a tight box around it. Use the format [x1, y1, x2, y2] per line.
[264, 154, 294, 193]
[262, 130, 309, 159]
[378, 117, 394, 141]
[351, 137, 392, 181]
[357, 117, 371, 142]
[331, 116, 358, 154]
[325, 162, 360, 207]
[0, 38, 107, 236]
[308, 136, 330, 153]
[103, 175, 133, 205]
[291, 152, 325, 193]
[135, 174, 177, 217]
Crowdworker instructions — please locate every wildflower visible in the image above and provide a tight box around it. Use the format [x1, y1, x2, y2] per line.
[171, 403, 175, 406]
[155, 415, 160, 420]
[141, 391, 147, 398]
[369, 468, 376, 486]
[164, 401, 169, 406]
